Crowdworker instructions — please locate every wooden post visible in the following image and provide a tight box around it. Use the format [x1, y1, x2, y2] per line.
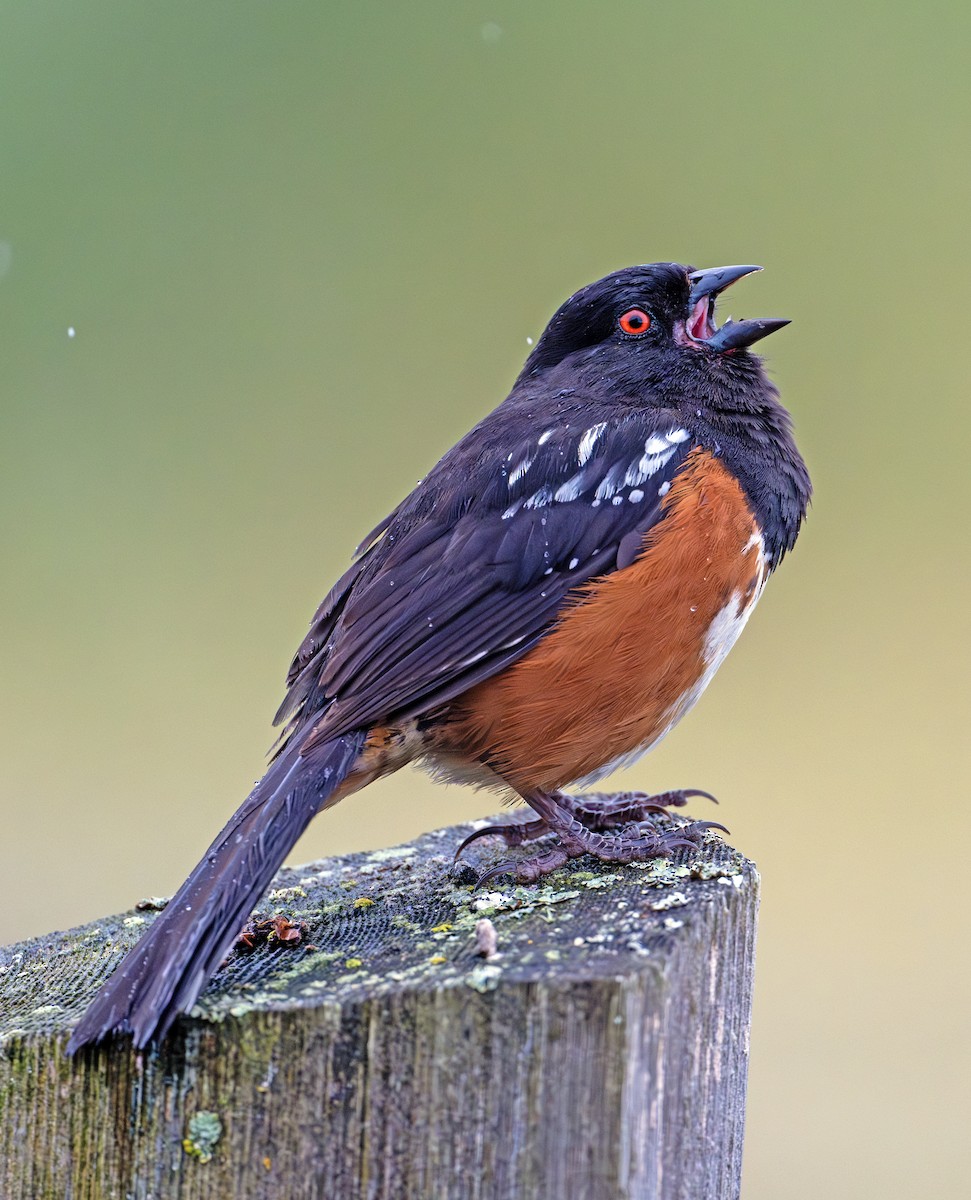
[0, 801, 759, 1200]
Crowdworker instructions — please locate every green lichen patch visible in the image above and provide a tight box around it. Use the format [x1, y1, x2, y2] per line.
[182, 1111, 222, 1164]
[464, 963, 502, 993]
[268, 885, 308, 902]
[366, 844, 417, 863]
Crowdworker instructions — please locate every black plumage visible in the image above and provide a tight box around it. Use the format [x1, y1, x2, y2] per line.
[68, 261, 810, 1052]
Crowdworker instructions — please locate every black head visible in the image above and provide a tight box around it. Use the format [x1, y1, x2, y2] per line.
[518, 261, 789, 381]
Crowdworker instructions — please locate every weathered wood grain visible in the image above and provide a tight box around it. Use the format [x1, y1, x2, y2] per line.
[0, 802, 759, 1199]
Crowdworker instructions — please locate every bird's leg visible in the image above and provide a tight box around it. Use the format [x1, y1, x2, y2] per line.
[474, 788, 727, 888]
[454, 788, 716, 862]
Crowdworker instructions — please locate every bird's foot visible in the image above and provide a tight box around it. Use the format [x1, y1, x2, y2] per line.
[471, 788, 726, 888]
[456, 787, 715, 862]
[559, 787, 717, 831]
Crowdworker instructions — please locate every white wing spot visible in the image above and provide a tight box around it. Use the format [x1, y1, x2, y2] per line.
[631, 428, 691, 482]
[594, 462, 627, 501]
[568, 557, 580, 570]
[658, 481, 671, 497]
[577, 422, 608, 465]
[508, 455, 534, 487]
[501, 500, 522, 520]
[624, 460, 650, 487]
[611, 495, 623, 506]
[538, 428, 555, 446]
[523, 486, 553, 510]
[629, 489, 644, 503]
[636, 448, 677, 480]
[554, 473, 587, 503]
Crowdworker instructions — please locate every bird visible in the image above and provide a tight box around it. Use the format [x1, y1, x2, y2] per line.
[67, 261, 811, 1053]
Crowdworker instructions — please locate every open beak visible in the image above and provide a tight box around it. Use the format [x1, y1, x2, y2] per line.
[685, 264, 790, 352]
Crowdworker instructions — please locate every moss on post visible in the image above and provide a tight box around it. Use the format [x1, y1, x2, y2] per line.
[0, 803, 759, 1199]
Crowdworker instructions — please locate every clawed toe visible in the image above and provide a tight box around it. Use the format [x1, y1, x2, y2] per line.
[664, 818, 729, 838]
[474, 846, 571, 888]
[454, 817, 551, 861]
[649, 819, 729, 854]
[462, 789, 726, 887]
[651, 788, 718, 809]
[565, 788, 718, 833]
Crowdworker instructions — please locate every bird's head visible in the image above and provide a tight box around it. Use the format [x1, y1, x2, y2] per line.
[519, 261, 789, 382]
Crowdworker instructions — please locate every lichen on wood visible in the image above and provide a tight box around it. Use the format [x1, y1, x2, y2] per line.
[0, 802, 759, 1199]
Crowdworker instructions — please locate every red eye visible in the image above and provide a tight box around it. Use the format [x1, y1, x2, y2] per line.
[618, 308, 652, 336]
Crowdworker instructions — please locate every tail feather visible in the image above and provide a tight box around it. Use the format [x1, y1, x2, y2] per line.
[67, 730, 366, 1052]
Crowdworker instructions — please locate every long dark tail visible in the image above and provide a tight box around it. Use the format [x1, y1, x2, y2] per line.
[67, 730, 366, 1053]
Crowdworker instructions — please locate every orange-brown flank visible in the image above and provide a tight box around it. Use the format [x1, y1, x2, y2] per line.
[443, 449, 765, 793]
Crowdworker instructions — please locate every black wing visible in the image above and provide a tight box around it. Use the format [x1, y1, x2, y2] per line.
[277, 410, 695, 748]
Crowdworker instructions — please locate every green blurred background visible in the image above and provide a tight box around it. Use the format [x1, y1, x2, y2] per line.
[1, 1, 967, 1195]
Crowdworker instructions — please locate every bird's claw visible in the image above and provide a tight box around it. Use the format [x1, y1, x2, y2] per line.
[453, 817, 551, 861]
[461, 790, 727, 884]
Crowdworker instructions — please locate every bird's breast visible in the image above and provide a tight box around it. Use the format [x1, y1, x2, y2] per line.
[439, 449, 770, 793]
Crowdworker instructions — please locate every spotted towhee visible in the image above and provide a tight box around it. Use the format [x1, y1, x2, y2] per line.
[68, 261, 811, 1051]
